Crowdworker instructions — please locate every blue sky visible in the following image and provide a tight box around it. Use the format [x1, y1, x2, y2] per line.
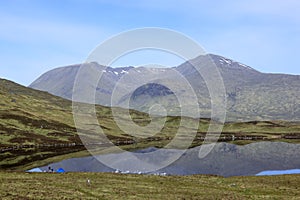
[0, 0, 300, 86]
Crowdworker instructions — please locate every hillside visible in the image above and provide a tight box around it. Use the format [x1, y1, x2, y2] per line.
[0, 78, 81, 169]
[0, 78, 155, 169]
[30, 54, 300, 121]
[1, 78, 300, 170]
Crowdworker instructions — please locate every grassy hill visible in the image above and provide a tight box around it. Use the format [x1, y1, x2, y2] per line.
[1, 172, 300, 199]
[0, 78, 81, 169]
[1, 78, 300, 170]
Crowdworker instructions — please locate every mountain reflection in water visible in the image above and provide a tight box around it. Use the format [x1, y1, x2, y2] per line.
[38, 142, 300, 177]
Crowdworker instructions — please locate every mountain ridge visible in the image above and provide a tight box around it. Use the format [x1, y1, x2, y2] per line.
[29, 54, 300, 121]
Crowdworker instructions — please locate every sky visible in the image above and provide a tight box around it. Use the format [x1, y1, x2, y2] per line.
[0, 0, 300, 86]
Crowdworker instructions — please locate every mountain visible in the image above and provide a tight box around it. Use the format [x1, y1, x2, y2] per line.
[30, 54, 300, 121]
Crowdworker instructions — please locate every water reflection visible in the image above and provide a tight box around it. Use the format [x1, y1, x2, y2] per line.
[38, 142, 300, 177]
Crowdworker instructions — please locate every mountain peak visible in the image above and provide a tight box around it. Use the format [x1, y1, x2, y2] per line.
[29, 53, 300, 121]
[207, 54, 258, 72]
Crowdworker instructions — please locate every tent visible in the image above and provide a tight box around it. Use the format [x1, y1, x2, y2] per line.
[56, 168, 66, 173]
[27, 168, 43, 173]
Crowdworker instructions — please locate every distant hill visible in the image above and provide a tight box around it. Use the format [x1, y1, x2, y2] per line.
[30, 54, 300, 121]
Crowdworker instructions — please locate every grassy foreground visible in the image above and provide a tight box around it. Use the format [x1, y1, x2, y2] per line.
[1, 172, 300, 200]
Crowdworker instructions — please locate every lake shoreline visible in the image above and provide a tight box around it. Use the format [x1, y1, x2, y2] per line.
[27, 141, 300, 177]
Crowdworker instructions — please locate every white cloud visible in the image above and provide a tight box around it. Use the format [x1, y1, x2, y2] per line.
[0, 12, 110, 47]
[200, 24, 300, 74]
[0, 12, 114, 85]
[232, 0, 300, 20]
[92, 0, 300, 23]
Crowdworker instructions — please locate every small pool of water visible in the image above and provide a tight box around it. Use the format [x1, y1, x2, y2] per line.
[256, 169, 300, 176]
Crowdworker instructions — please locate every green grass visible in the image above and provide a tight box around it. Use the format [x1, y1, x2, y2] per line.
[1, 172, 300, 199]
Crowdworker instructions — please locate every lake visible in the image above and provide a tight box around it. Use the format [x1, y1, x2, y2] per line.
[33, 142, 300, 177]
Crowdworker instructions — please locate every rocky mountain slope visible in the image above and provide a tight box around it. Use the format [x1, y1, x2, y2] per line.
[30, 54, 300, 121]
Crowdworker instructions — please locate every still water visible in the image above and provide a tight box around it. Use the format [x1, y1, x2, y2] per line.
[32, 142, 300, 177]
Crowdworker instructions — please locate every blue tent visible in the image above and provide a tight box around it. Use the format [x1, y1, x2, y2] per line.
[27, 168, 43, 173]
[56, 168, 66, 173]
